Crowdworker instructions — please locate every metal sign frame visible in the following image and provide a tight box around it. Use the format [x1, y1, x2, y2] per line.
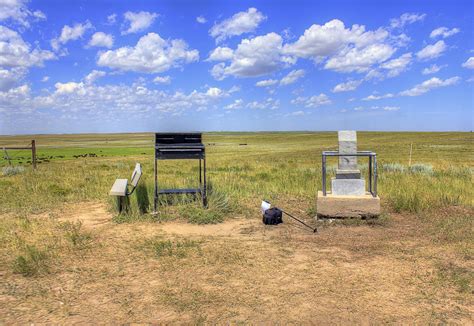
[321, 151, 377, 197]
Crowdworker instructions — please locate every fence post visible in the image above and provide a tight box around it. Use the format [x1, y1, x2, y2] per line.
[32, 140, 36, 169]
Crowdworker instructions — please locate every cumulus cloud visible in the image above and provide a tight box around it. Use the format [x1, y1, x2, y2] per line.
[430, 27, 460, 39]
[246, 97, 280, 110]
[390, 13, 426, 29]
[324, 43, 395, 73]
[280, 69, 305, 85]
[362, 93, 394, 101]
[224, 99, 244, 110]
[51, 21, 93, 51]
[332, 80, 362, 93]
[380, 52, 412, 77]
[0, 0, 46, 27]
[292, 94, 331, 108]
[122, 11, 158, 35]
[462, 57, 474, 69]
[88, 32, 114, 48]
[0, 83, 232, 119]
[196, 16, 207, 24]
[0, 26, 55, 68]
[209, 8, 266, 43]
[400, 76, 460, 96]
[97, 33, 199, 73]
[283, 19, 389, 60]
[255, 79, 278, 87]
[84, 70, 106, 84]
[355, 105, 400, 111]
[153, 75, 171, 84]
[107, 13, 117, 25]
[210, 33, 293, 79]
[416, 40, 446, 60]
[422, 64, 444, 75]
[41, 76, 49, 82]
[208, 47, 234, 61]
[0, 67, 26, 91]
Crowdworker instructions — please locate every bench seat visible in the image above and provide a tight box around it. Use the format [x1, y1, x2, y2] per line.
[109, 179, 128, 196]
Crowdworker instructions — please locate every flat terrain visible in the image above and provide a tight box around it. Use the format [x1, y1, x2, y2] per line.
[0, 132, 473, 323]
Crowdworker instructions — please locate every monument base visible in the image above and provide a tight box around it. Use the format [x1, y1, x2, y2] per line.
[316, 191, 380, 218]
[331, 178, 365, 196]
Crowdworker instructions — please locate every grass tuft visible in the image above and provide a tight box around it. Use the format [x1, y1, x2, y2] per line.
[13, 245, 50, 277]
[144, 238, 201, 258]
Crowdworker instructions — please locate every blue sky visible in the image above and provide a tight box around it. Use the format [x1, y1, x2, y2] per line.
[0, 0, 473, 134]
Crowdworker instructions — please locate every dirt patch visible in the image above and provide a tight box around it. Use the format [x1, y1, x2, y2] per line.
[1, 203, 472, 324]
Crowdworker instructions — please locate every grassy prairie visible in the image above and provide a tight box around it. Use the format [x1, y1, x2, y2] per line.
[0, 132, 473, 323]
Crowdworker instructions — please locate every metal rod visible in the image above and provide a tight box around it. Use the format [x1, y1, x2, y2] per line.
[203, 156, 207, 208]
[368, 155, 372, 195]
[154, 149, 158, 212]
[281, 210, 317, 233]
[322, 154, 327, 196]
[373, 154, 377, 197]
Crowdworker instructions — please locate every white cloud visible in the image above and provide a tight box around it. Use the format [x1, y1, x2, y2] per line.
[0, 26, 55, 68]
[362, 93, 394, 101]
[380, 52, 412, 77]
[246, 97, 279, 110]
[288, 110, 305, 116]
[97, 33, 199, 73]
[280, 69, 305, 85]
[422, 64, 445, 75]
[430, 27, 460, 39]
[292, 93, 331, 108]
[416, 40, 446, 60]
[55, 81, 85, 94]
[207, 47, 234, 61]
[0, 83, 232, 119]
[0, 67, 26, 91]
[332, 80, 362, 93]
[84, 70, 106, 84]
[0, 0, 46, 27]
[324, 43, 395, 73]
[210, 33, 292, 79]
[51, 21, 93, 50]
[196, 16, 207, 24]
[122, 11, 158, 35]
[224, 99, 243, 110]
[41, 76, 49, 82]
[400, 76, 460, 96]
[255, 79, 278, 87]
[354, 105, 400, 112]
[88, 32, 114, 48]
[462, 57, 474, 69]
[153, 75, 171, 84]
[283, 19, 389, 61]
[107, 13, 117, 25]
[209, 8, 266, 43]
[390, 13, 426, 29]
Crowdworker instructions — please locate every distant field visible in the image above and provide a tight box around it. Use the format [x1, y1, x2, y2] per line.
[0, 132, 473, 323]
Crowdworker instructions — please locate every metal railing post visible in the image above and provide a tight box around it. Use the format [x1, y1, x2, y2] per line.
[373, 154, 377, 197]
[322, 153, 327, 196]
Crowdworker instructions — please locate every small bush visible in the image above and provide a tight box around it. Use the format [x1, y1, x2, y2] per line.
[2, 166, 25, 176]
[59, 221, 92, 249]
[409, 164, 434, 175]
[382, 163, 405, 173]
[13, 245, 49, 276]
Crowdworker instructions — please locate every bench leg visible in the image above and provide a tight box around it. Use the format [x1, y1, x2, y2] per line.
[116, 196, 129, 213]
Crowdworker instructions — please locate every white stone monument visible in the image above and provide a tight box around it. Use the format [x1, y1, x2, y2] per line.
[316, 130, 380, 218]
[331, 131, 365, 196]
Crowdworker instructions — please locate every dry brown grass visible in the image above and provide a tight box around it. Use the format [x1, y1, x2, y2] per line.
[1, 201, 472, 324]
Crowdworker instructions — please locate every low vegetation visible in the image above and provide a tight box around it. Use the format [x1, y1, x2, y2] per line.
[0, 132, 472, 323]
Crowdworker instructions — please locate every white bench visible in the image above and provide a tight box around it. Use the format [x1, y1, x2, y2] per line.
[109, 163, 142, 212]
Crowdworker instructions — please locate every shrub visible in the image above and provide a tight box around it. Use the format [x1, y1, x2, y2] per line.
[13, 245, 50, 276]
[2, 166, 25, 176]
[409, 164, 434, 175]
[145, 238, 201, 258]
[382, 163, 406, 173]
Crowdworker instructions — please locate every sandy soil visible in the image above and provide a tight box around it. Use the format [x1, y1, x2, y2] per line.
[1, 202, 472, 324]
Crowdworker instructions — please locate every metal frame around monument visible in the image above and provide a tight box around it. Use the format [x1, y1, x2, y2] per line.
[321, 151, 377, 197]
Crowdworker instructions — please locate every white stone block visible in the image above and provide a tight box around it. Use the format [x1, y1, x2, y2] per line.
[331, 178, 365, 196]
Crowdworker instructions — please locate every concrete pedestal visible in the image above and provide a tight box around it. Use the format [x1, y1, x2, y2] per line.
[316, 191, 380, 218]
